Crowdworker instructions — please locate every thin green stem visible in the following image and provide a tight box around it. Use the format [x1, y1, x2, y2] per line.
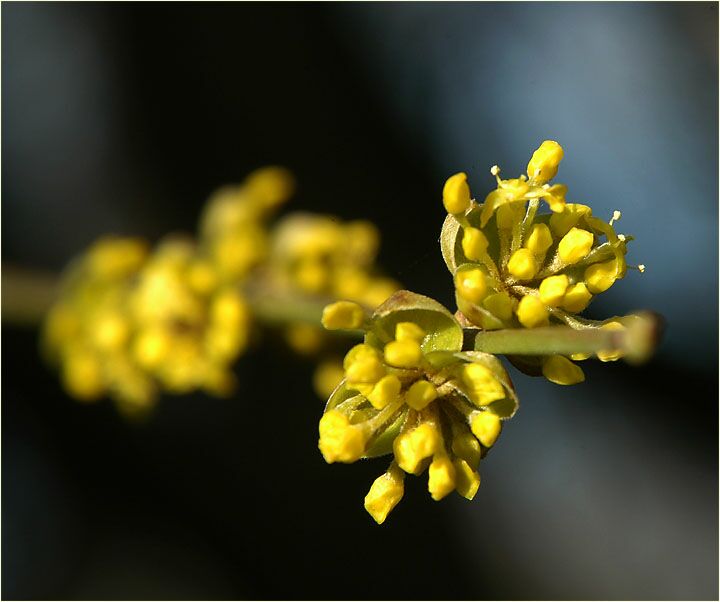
[470, 311, 662, 364]
[2, 266, 59, 325]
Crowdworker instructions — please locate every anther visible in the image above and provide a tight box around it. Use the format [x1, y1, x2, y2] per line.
[490, 165, 500, 176]
[609, 210, 622, 225]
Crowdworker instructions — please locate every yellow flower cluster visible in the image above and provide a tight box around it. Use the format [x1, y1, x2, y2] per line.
[42, 235, 251, 416]
[198, 166, 295, 283]
[265, 212, 401, 396]
[44, 165, 398, 411]
[320, 298, 516, 524]
[43, 166, 296, 414]
[442, 141, 643, 384]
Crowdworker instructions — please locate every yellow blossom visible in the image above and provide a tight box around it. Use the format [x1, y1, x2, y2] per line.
[443, 172, 472, 214]
[527, 140, 564, 185]
[516, 295, 549, 328]
[538, 274, 569, 307]
[558, 227, 594, 265]
[508, 248, 539, 280]
[542, 355, 585, 385]
[365, 464, 405, 524]
[318, 410, 368, 463]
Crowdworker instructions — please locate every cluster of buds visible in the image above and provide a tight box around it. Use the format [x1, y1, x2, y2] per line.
[320, 292, 518, 523]
[441, 141, 645, 384]
[42, 235, 251, 417]
[43, 166, 399, 414]
[317, 140, 655, 524]
[263, 213, 401, 397]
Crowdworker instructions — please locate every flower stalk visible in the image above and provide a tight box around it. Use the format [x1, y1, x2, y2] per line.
[470, 311, 662, 364]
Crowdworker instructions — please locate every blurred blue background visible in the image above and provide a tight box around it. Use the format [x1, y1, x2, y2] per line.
[3, 3, 717, 599]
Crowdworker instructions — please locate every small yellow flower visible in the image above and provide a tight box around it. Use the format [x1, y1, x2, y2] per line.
[507, 248, 539, 280]
[443, 172, 472, 215]
[318, 410, 368, 463]
[542, 355, 585, 385]
[364, 464, 405, 524]
[462, 227, 489, 261]
[516, 295, 549, 328]
[455, 266, 487, 304]
[557, 227, 594, 265]
[526, 140, 564, 185]
[321, 301, 366, 330]
[538, 274, 569, 307]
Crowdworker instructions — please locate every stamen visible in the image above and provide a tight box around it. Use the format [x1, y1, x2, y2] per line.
[609, 210, 622, 225]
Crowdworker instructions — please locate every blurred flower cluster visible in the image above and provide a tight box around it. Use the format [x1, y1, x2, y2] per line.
[43, 167, 398, 416]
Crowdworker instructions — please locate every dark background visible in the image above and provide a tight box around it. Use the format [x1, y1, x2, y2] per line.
[3, 2, 718, 599]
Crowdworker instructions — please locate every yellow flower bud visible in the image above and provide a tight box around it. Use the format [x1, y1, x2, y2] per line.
[455, 267, 487, 304]
[318, 410, 367, 463]
[584, 259, 619, 294]
[343, 344, 381, 370]
[428, 456, 456, 501]
[453, 458, 481, 500]
[404, 380, 438, 411]
[346, 355, 386, 385]
[321, 301, 365, 330]
[542, 355, 585, 385]
[186, 260, 218, 296]
[516, 295, 549, 328]
[133, 328, 171, 369]
[558, 228, 594, 265]
[460, 363, 505, 406]
[507, 248, 539, 280]
[91, 312, 129, 351]
[294, 259, 328, 293]
[312, 359, 345, 399]
[482, 292, 514, 321]
[524, 223, 554, 256]
[393, 423, 440, 474]
[395, 322, 425, 343]
[86, 237, 148, 280]
[538, 274, 569, 307]
[471, 412, 502, 448]
[244, 166, 295, 210]
[367, 374, 402, 410]
[211, 291, 249, 327]
[62, 350, 104, 402]
[364, 465, 405, 524]
[461, 227, 489, 261]
[562, 282, 593, 313]
[344, 220, 380, 264]
[285, 323, 324, 355]
[443, 172, 471, 214]
[384, 339, 423, 369]
[526, 140, 564, 185]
